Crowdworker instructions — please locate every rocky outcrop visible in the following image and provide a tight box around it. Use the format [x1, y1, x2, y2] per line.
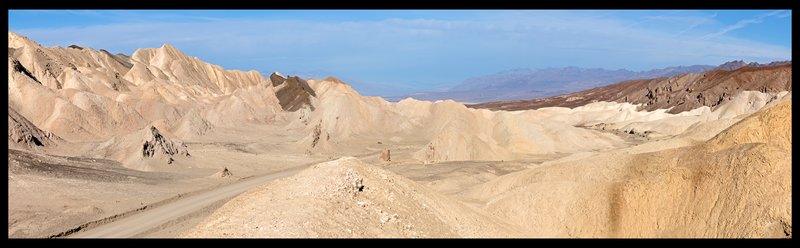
[8, 107, 62, 150]
[311, 120, 323, 148]
[142, 126, 190, 164]
[270, 72, 317, 111]
[380, 149, 391, 162]
[213, 167, 233, 178]
[10, 58, 40, 84]
[301, 120, 333, 154]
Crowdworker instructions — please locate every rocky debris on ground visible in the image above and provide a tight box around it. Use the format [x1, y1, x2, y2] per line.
[214, 167, 233, 178]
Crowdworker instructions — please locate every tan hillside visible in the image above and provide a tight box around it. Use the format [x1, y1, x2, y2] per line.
[464, 94, 792, 238]
[184, 157, 528, 238]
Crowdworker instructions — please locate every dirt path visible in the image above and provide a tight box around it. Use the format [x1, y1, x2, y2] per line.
[70, 166, 307, 238]
[68, 151, 385, 238]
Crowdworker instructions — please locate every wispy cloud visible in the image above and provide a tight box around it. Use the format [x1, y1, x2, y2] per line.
[702, 10, 789, 40]
[674, 13, 717, 37]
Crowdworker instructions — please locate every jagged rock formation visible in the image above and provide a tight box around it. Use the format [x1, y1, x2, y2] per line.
[8, 107, 62, 150]
[380, 149, 391, 162]
[270, 72, 317, 111]
[91, 125, 191, 170]
[142, 126, 190, 164]
[469, 63, 791, 114]
[304, 120, 330, 149]
[311, 120, 323, 148]
[10, 58, 39, 84]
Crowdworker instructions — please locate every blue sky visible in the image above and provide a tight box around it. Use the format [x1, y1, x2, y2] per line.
[8, 10, 792, 96]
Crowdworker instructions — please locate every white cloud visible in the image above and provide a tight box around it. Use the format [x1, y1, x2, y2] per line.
[702, 10, 790, 40]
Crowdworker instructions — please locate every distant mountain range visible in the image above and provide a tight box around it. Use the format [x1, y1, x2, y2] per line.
[389, 60, 790, 103]
[467, 61, 791, 113]
[713, 60, 792, 71]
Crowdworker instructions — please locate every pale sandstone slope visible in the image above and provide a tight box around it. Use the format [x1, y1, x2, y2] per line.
[300, 81, 627, 162]
[8, 31, 291, 144]
[464, 94, 792, 238]
[302, 77, 784, 163]
[127, 43, 266, 95]
[185, 157, 528, 238]
[8, 52, 147, 142]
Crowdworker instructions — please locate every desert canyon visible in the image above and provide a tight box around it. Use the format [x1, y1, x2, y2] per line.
[7, 31, 792, 238]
